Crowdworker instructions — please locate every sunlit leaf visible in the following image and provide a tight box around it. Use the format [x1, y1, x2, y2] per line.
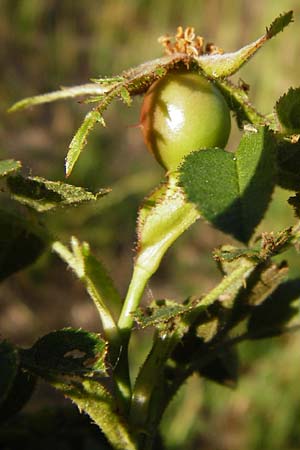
[53, 238, 121, 340]
[66, 109, 105, 177]
[0, 159, 21, 177]
[8, 83, 111, 112]
[179, 127, 276, 243]
[194, 11, 293, 78]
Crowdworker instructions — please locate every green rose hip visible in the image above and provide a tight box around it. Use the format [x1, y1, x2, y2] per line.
[140, 71, 231, 171]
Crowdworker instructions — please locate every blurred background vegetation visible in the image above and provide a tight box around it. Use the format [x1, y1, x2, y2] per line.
[0, 1, 300, 449]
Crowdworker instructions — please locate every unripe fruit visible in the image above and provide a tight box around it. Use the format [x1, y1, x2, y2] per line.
[140, 71, 231, 171]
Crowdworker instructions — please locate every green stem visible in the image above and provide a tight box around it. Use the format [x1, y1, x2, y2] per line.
[118, 264, 151, 336]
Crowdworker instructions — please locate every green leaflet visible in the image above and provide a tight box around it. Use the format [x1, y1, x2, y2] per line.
[0, 208, 48, 281]
[276, 87, 300, 134]
[0, 159, 21, 177]
[53, 238, 121, 343]
[194, 11, 293, 78]
[6, 175, 110, 212]
[179, 127, 276, 243]
[66, 109, 105, 177]
[21, 328, 108, 378]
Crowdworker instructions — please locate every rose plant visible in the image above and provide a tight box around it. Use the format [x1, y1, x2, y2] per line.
[1, 10, 300, 450]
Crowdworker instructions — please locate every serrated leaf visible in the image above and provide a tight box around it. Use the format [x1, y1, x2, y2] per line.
[0, 209, 48, 280]
[66, 109, 105, 177]
[6, 175, 109, 212]
[0, 160, 21, 177]
[276, 87, 300, 134]
[179, 127, 276, 243]
[195, 11, 293, 78]
[277, 140, 300, 190]
[21, 330, 136, 450]
[247, 278, 300, 338]
[8, 83, 112, 112]
[266, 10, 294, 38]
[53, 238, 121, 341]
[22, 328, 108, 379]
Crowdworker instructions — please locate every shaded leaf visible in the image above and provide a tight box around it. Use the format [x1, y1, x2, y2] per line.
[179, 127, 276, 243]
[276, 87, 300, 134]
[6, 175, 110, 212]
[0, 209, 48, 281]
[0, 367, 36, 423]
[277, 139, 300, 191]
[199, 348, 239, 388]
[266, 10, 294, 38]
[0, 341, 36, 423]
[22, 328, 108, 379]
[0, 160, 21, 177]
[66, 109, 105, 177]
[247, 278, 300, 338]
[0, 341, 18, 406]
[288, 193, 300, 217]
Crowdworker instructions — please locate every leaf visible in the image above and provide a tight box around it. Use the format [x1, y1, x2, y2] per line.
[0, 209, 48, 281]
[179, 127, 276, 243]
[53, 238, 121, 342]
[0, 367, 36, 423]
[8, 83, 113, 112]
[21, 330, 137, 450]
[266, 10, 294, 38]
[120, 87, 132, 106]
[276, 140, 300, 191]
[22, 328, 108, 379]
[276, 87, 300, 134]
[0, 341, 36, 423]
[6, 175, 110, 212]
[247, 278, 300, 338]
[54, 379, 137, 450]
[194, 11, 293, 78]
[135, 299, 195, 329]
[216, 79, 268, 128]
[0, 341, 18, 406]
[66, 109, 105, 177]
[199, 348, 239, 388]
[0, 159, 21, 177]
[288, 193, 300, 217]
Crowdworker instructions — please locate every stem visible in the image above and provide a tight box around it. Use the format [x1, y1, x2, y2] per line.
[118, 264, 151, 336]
[114, 265, 151, 409]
